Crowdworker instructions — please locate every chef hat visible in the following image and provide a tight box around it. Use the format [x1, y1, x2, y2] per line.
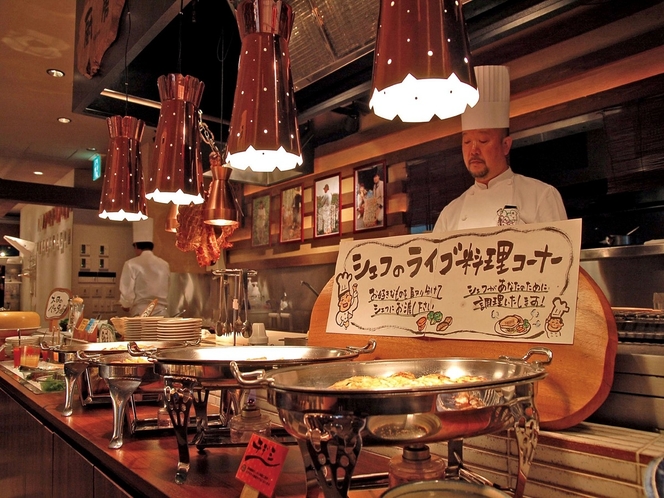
[461, 65, 511, 131]
[133, 218, 154, 244]
[550, 297, 570, 318]
[336, 272, 352, 296]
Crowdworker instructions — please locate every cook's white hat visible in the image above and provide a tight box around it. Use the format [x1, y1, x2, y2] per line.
[133, 218, 154, 244]
[461, 65, 510, 131]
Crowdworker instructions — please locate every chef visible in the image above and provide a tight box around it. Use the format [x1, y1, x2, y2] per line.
[433, 65, 567, 233]
[119, 218, 170, 316]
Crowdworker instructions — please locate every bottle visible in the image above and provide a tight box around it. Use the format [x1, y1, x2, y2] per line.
[388, 444, 446, 488]
[229, 398, 271, 443]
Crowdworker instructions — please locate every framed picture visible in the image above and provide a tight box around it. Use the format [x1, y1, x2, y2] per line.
[280, 185, 303, 243]
[252, 194, 271, 247]
[354, 162, 386, 232]
[314, 174, 341, 238]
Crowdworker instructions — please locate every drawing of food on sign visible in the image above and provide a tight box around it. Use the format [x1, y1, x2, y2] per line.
[326, 219, 582, 345]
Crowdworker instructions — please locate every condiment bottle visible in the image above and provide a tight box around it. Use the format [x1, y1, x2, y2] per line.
[229, 398, 271, 443]
[388, 444, 446, 488]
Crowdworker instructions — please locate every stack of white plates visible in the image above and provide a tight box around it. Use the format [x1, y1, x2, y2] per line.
[140, 317, 162, 340]
[157, 318, 202, 341]
[124, 317, 143, 340]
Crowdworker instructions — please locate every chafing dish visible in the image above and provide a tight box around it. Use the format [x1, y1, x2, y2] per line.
[131, 341, 376, 484]
[42, 340, 195, 417]
[232, 348, 552, 498]
[79, 351, 160, 449]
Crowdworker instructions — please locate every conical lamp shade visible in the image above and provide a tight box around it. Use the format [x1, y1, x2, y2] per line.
[204, 153, 239, 226]
[225, 0, 302, 173]
[98, 115, 148, 222]
[369, 0, 479, 122]
[146, 73, 206, 205]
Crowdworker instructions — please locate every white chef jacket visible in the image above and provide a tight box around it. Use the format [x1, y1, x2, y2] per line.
[432, 168, 567, 233]
[119, 251, 170, 316]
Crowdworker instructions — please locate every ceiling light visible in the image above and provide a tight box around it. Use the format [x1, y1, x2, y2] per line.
[369, 0, 479, 122]
[87, 147, 97, 152]
[146, 73, 206, 205]
[33, 171, 44, 176]
[46, 68, 65, 78]
[57, 117, 71, 124]
[225, 0, 302, 173]
[98, 116, 148, 222]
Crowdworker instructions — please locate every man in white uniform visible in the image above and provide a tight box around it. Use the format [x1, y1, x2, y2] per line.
[119, 219, 171, 316]
[433, 65, 567, 233]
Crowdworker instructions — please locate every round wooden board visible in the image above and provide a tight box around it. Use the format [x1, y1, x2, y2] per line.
[307, 267, 618, 430]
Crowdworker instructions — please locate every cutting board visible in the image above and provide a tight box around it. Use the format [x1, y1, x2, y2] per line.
[307, 267, 618, 430]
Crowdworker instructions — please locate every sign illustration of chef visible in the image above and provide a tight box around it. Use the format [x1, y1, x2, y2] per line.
[334, 272, 359, 329]
[545, 297, 570, 336]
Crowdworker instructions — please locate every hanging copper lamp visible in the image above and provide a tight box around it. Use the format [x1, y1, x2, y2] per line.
[98, 115, 148, 222]
[203, 152, 239, 226]
[369, 0, 479, 122]
[146, 73, 206, 205]
[225, 0, 302, 173]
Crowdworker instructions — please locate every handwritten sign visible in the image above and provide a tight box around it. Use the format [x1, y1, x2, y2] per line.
[44, 288, 72, 320]
[236, 434, 288, 497]
[326, 219, 582, 344]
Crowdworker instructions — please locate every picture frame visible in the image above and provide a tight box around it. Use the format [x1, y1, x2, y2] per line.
[354, 161, 386, 232]
[280, 185, 303, 243]
[314, 174, 341, 238]
[251, 194, 271, 247]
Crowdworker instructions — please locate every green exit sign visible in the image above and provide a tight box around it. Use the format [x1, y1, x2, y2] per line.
[91, 154, 102, 181]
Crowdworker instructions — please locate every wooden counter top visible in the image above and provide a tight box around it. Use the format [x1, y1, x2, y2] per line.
[0, 365, 390, 497]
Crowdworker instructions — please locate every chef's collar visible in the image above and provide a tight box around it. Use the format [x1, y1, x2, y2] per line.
[474, 167, 514, 190]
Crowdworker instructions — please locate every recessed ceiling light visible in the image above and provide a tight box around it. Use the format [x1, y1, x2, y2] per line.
[57, 117, 71, 124]
[34, 171, 44, 176]
[87, 147, 97, 151]
[46, 68, 65, 78]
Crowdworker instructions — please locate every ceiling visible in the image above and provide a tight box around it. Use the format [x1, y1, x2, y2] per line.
[1, 0, 664, 222]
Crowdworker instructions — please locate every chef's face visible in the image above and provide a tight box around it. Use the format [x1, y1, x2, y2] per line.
[461, 129, 512, 184]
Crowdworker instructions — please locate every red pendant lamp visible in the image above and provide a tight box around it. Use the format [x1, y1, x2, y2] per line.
[225, 0, 302, 173]
[98, 115, 148, 222]
[370, 0, 479, 122]
[146, 73, 206, 205]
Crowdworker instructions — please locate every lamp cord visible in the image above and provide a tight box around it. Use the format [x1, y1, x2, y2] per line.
[123, 0, 131, 117]
[178, 0, 183, 74]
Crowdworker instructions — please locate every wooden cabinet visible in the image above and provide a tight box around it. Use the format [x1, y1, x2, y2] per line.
[52, 434, 94, 498]
[0, 385, 130, 498]
[0, 386, 53, 497]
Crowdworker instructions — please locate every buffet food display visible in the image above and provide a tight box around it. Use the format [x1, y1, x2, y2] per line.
[231, 348, 553, 498]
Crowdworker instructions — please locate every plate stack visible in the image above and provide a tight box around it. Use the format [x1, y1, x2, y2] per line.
[124, 317, 143, 341]
[157, 318, 202, 342]
[140, 317, 162, 340]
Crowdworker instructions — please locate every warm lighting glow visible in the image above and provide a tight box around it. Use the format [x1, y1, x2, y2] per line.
[98, 115, 148, 222]
[33, 171, 43, 176]
[46, 68, 65, 78]
[57, 117, 71, 124]
[225, 0, 302, 173]
[369, 0, 478, 122]
[146, 74, 205, 205]
[203, 153, 239, 226]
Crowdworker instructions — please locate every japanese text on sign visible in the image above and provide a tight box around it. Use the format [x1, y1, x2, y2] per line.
[326, 220, 581, 344]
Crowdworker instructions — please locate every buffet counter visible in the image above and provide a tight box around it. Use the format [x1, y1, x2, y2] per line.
[0, 365, 390, 498]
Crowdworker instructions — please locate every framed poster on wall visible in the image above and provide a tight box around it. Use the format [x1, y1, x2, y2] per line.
[354, 161, 386, 232]
[280, 185, 303, 243]
[314, 174, 341, 238]
[252, 194, 271, 247]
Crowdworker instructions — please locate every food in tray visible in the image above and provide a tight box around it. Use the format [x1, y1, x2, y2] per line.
[120, 356, 151, 364]
[329, 371, 486, 390]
